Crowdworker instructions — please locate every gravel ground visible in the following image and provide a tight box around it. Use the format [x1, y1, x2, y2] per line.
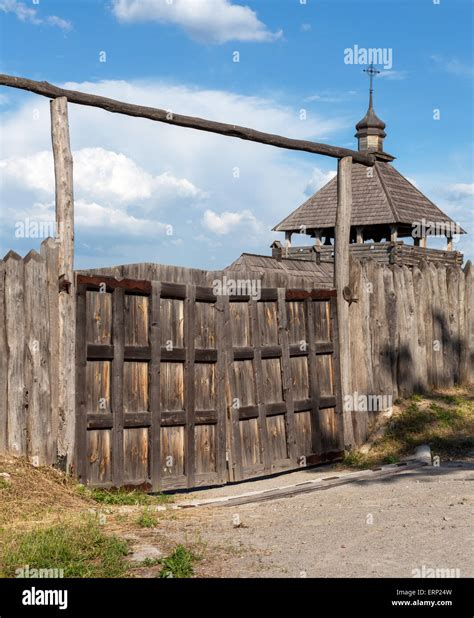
[150, 460, 474, 578]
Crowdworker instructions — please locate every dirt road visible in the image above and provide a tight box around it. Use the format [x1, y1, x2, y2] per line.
[146, 460, 473, 578]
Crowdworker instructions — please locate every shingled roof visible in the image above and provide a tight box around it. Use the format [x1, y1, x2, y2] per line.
[225, 253, 333, 287]
[273, 161, 462, 232]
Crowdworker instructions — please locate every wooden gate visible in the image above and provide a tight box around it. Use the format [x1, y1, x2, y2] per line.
[75, 274, 343, 490]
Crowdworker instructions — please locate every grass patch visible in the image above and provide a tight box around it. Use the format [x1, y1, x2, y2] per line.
[0, 518, 129, 578]
[342, 450, 370, 468]
[137, 509, 158, 528]
[343, 388, 474, 469]
[77, 486, 171, 506]
[158, 545, 197, 579]
[0, 478, 11, 491]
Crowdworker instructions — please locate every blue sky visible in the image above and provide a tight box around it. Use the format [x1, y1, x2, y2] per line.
[0, 0, 472, 269]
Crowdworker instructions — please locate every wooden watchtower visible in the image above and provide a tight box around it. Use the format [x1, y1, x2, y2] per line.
[272, 69, 465, 267]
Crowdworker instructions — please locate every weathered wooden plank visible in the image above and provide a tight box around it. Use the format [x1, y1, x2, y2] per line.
[437, 266, 453, 388]
[161, 348, 186, 362]
[87, 429, 112, 485]
[462, 262, 473, 384]
[51, 97, 76, 471]
[446, 267, 461, 385]
[277, 288, 297, 461]
[412, 266, 428, 392]
[161, 282, 187, 299]
[75, 284, 88, 482]
[429, 263, 443, 388]
[329, 297, 345, 452]
[77, 274, 151, 294]
[41, 238, 59, 461]
[419, 261, 434, 389]
[459, 262, 472, 384]
[222, 295, 243, 481]
[123, 361, 148, 413]
[0, 260, 7, 454]
[4, 251, 26, 456]
[86, 289, 112, 345]
[250, 299, 271, 472]
[124, 294, 149, 347]
[111, 288, 125, 487]
[286, 289, 336, 301]
[160, 298, 184, 349]
[149, 281, 162, 491]
[347, 258, 367, 444]
[87, 412, 151, 430]
[86, 361, 110, 414]
[161, 425, 185, 479]
[161, 410, 186, 426]
[194, 302, 216, 349]
[334, 156, 355, 449]
[160, 362, 184, 412]
[194, 425, 216, 475]
[123, 427, 149, 484]
[184, 284, 196, 488]
[0, 74, 376, 166]
[24, 251, 53, 466]
[306, 299, 323, 455]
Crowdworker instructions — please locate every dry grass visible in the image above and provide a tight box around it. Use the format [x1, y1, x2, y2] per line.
[0, 458, 93, 531]
[343, 385, 474, 469]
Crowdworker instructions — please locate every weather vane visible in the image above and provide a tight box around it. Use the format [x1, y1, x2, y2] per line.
[363, 63, 380, 93]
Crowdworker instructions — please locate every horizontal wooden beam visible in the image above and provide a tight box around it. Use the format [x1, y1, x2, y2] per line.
[0, 73, 376, 166]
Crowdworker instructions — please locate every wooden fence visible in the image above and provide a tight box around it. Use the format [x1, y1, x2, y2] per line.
[75, 274, 342, 489]
[0, 246, 472, 480]
[348, 258, 473, 444]
[0, 239, 59, 466]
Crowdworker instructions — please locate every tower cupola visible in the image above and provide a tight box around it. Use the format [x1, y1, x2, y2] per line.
[355, 64, 387, 154]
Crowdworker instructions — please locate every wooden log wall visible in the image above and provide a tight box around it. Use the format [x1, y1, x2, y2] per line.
[348, 258, 473, 445]
[0, 239, 59, 465]
[1, 252, 472, 471]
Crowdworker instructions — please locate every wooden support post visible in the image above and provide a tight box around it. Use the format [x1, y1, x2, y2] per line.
[314, 229, 322, 248]
[51, 96, 75, 472]
[420, 236, 427, 249]
[284, 231, 292, 247]
[390, 225, 398, 243]
[356, 227, 364, 244]
[446, 236, 453, 251]
[335, 156, 355, 449]
[0, 73, 376, 167]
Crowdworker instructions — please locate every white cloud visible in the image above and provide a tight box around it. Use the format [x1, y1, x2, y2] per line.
[202, 208, 261, 235]
[111, 0, 282, 43]
[74, 200, 166, 236]
[378, 70, 408, 81]
[305, 167, 336, 195]
[0, 151, 54, 193]
[305, 91, 356, 103]
[0, 0, 71, 30]
[0, 78, 347, 267]
[0, 147, 203, 203]
[447, 183, 474, 198]
[430, 55, 474, 78]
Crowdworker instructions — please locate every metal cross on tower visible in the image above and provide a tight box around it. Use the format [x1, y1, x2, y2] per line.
[363, 63, 380, 93]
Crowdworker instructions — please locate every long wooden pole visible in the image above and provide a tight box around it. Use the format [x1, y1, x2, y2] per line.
[335, 156, 355, 449]
[0, 73, 375, 167]
[51, 96, 76, 472]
